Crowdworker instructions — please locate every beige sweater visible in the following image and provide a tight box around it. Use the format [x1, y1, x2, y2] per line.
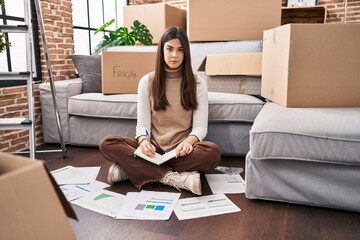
[136, 68, 209, 152]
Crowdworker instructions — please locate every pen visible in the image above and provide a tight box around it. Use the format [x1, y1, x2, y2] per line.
[145, 129, 151, 141]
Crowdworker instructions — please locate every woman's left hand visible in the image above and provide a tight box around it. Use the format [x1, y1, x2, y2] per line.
[175, 141, 194, 157]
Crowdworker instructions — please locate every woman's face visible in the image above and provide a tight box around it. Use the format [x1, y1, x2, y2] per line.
[163, 38, 184, 70]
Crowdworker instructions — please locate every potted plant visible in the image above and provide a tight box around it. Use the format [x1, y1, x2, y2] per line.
[0, 0, 11, 54]
[92, 19, 153, 55]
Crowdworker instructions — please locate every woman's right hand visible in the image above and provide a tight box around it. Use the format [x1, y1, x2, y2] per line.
[139, 138, 156, 157]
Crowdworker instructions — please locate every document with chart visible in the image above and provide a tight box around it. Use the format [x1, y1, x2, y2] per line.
[72, 189, 126, 218]
[116, 190, 181, 220]
[174, 194, 241, 220]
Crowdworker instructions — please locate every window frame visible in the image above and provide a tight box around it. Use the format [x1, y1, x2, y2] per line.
[72, 0, 126, 56]
[0, 0, 42, 88]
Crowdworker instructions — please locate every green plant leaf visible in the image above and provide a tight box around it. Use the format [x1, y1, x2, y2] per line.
[92, 19, 153, 54]
[0, 32, 11, 54]
[94, 19, 115, 35]
[131, 20, 153, 46]
[114, 27, 136, 46]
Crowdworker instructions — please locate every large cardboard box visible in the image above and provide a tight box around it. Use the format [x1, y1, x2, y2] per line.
[187, 0, 282, 42]
[124, 3, 186, 44]
[102, 47, 157, 94]
[261, 23, 360, 107]
[0, 152, 77, 240]
[198, 53, 262, 94]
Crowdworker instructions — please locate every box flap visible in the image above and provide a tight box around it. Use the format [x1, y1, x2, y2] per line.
[198, 53, 262, 76]
[197, 56, 207, 72]
[0, 153, 77, 240]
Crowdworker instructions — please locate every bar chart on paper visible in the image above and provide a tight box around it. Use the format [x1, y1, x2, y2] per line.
[116, 191, 181, 220]
[174, 194, 241, 220]
[72, 189, 126, 218]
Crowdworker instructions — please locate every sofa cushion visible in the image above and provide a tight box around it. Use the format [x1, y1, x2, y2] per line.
[72, 55, 102, 93]
[250, 102, 360, 164]
[208, 92, 264, 122]
[68, 92, 264, 122]
[68, 93, 138, 119]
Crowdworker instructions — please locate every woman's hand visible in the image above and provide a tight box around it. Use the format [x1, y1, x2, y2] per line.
[175, 142, 193, 157]
[175, 136, 198, 157]
[139, 137, 156, 157]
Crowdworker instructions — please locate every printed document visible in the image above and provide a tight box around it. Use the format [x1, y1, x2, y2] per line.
[116, 190, 181, 220]
[205, 174, 245, 194]
[72, 189, 126, 218]
[60, 180, 110, 202]
[174, 194, 241, 220]
[51, 165, 100, 185]
[133, 147, 176, 165]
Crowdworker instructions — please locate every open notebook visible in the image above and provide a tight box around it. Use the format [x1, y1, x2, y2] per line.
[133, 147, 176, 166]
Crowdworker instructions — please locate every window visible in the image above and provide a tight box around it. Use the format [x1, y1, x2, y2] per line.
[72, 0, 127, 55]
[0, 0, 41, 87]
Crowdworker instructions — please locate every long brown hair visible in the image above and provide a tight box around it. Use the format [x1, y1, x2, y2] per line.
[152, 26, 197, 111]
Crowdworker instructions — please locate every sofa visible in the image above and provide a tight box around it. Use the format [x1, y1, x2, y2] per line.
[245, 101, 360, 212]
[39, 41, 265, 156]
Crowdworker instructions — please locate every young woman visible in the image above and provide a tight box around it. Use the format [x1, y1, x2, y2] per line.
[99, 26, 221, 195]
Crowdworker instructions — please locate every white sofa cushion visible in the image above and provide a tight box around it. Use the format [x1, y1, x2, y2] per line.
[68, 92, 264, 122]
[250, 102, 360, 164]
[68, 93, 138, 119]
[208, 92, 263, 122]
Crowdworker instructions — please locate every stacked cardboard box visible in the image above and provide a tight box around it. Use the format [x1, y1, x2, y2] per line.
[105, 3, 186, 94]
[123, 3, 186, 44]
[108, 1, 281, 95]
[261, 23, 360, 107]
[187, 0, 282, 42]
[198, 53, 262, 95]
[102, 46, 157, 94]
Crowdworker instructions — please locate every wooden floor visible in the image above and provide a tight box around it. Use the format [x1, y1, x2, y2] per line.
[34, 144, 360, 240]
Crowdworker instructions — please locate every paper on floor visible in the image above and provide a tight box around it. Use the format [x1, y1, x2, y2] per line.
[205, 174, 245, 194]
[174, 194, 241, 220]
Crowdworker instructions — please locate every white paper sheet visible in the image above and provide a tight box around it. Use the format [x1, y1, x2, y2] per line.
[60, 180, 110, 202]
[174, 194, 241, 220]
[72, 189, 126, 218]
[205, 174, 245, 194]
[51, 165, 100, 185]
[116, 190, 181, 220]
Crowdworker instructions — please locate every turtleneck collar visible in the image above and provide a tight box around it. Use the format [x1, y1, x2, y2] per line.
[165, 65, 183, 79]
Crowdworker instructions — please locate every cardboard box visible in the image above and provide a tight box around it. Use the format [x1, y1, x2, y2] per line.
[124, 3, 186, 44]
[261, 23, 360, 107]
[198, 53, 262, 94]
[0, 153, 77, 240]
[187, 0, 282, 42]
[102, 47, 157, 94]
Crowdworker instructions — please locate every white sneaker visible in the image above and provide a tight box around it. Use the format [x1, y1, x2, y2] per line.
[160, 171, 202, 195]
[107, 163, 128, 183]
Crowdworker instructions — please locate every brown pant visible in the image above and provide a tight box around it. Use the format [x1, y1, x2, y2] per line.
[99, 136, 221, 190]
